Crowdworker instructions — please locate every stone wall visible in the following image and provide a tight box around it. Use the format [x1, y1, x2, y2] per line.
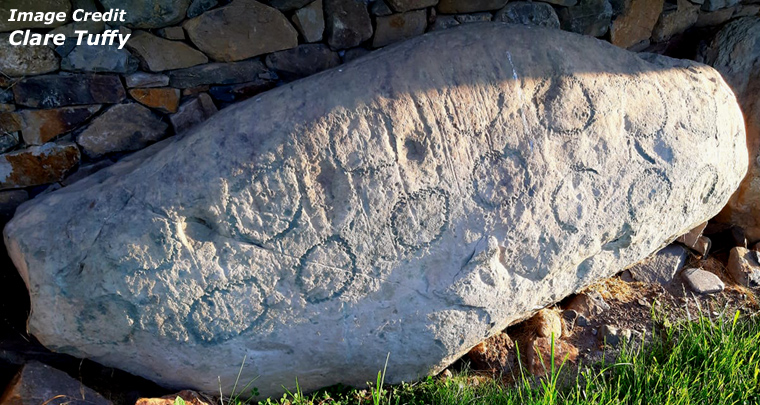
[0, 0, 757, 215]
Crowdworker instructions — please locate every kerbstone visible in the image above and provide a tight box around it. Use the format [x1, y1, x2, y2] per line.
[3, 24, 747, 398]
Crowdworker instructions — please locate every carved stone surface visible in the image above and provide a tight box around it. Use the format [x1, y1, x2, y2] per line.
[3, 24, 746, 397]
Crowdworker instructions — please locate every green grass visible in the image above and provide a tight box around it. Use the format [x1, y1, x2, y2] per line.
[237, 310, 760, 405]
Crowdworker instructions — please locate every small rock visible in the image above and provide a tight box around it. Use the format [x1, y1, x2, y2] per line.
[0, 143, 80, 190]
[61, 44, 138, 74]
[13, 74, 125, 109]
[265, 0, 313, 11]
[599, 324, 632, 347]
[0, 112, 23, 134]
[591, 328, 598, 335]
[530, 309, 563, 339]
[170, 93, 218, 134]
[324, 0, 373, 49]
[652, 0, 699, 42]
[371, 0, 395, 16]
[619, 269, 635, 282]
[565, 291, 610, 316]
[727, 247, 760, 287]
[187, 0, 219, 18]
[209, 81, 277, 103]
[576, 314, 589, 327]
[626, 244, 688, 284]
[427, 7, 437, 24]
[185, 0, 299, 61]
[126, 72, 171, 88]
[0, 189, 29, 224]
[342, 47, 372, 63]
[440, 369, 453, 379]
[157, 26, 186, 40]
[0, 89, 13, 105]
[562, 309, 578, 324]
[184, 85, 211, 97]
[292, 0, 326, 43]
[694, 6, 737, 27]
[135, 390, 211, 405]
[676, 221, 709, 250]
[373, 10, 428, 48]
[168, 60, 274, 89]
[0, 0, 71, 31]
[558, 0, 613, 37]
[692, 236, 712, 257]
[526, 337, 578, 376]
[437, 0, 508, 13]
[466, 332, 516, 372]
[18, 105, 102, 145]
[682, 267, 725, 294]
[610, 0, 664, 49]
[731, 226, 747, 248]
[494, 2, 561, 29]
[0, 133, 19, 153]
[0, 361, 111, 405]
[385, 0, 438, 12]
[265, 44, 341, 80]
[429, 15, 460, 30]
[77, 103, 168, 158]
[735, 5, 760, 17]
[127, 31, 209, 72]
[701, 0, 739, 12]
[0, 34, 59, 77]
[99, 0, 190, 28]
[129, 88, 181, 113]
[455, 12, 493, 23]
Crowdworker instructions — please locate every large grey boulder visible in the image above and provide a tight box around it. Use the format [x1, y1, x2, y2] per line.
[3, 24, 747, 397]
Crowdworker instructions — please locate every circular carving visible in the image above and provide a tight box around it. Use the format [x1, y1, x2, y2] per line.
[679, 85, 717, 140]
[623, 80, 667, 139]
[535, 76, 595, 135]
[296, 236, 357, 304]
[225, 165, 301, 245]
[627, 168, 672, 222]
[473, 151, 528, 208]
[685, 165, 720, 212]
[332, 109, 395, 174]
[391, 188, 450, 249]
[189, 279, 269, 343]
[552, 170, 601, 233]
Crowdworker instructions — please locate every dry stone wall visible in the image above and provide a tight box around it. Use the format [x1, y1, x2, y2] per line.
[0, 0, 758, 220]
